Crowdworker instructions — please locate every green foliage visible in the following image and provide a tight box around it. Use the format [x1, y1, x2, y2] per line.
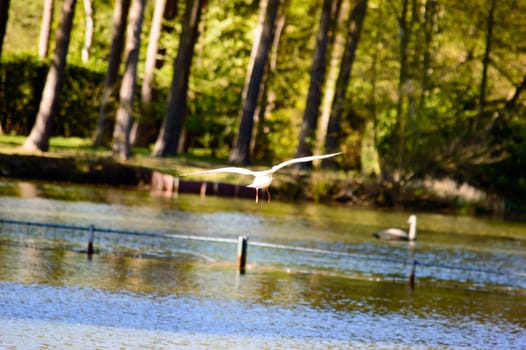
[478, 112, 526, 205]
[67, 0, 116, 67]
[58, 63, 106, 137]
[2, 1, 43, 53]
[0, 54, 47, 135]
[361, 0, 526, 202]
[184, 1, 256, 155]
[0, 54, 105, 137]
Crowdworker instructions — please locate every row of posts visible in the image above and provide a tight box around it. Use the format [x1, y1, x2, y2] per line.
[86, 228, 415, 284]
[86, 226, 249, 274]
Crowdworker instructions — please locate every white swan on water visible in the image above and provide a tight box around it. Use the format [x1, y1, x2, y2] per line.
[372, 215, 417, 241]
[182, 152, 341, 203]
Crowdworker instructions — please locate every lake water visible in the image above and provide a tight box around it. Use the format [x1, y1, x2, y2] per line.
[0, 180, 525, 349]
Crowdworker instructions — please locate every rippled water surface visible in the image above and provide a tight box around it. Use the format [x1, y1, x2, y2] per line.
[0, 180, 525, 349]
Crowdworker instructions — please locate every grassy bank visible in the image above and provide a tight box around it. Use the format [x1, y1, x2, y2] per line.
[0, 135, 513, 216]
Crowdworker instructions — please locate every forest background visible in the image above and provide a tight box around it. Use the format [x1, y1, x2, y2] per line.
[0, 0, 525, 212]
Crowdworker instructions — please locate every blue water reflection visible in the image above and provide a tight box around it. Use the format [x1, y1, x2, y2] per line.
[0, 180, 525, 349]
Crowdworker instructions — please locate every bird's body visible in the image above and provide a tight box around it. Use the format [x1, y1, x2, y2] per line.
[373, 215, 417, 241]
[182, 152, 341, 203]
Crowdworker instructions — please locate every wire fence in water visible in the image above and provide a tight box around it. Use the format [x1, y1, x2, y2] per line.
[0, 218, 237, 262]
[1, 217, 525, 290]
[246, 240, 526, 289]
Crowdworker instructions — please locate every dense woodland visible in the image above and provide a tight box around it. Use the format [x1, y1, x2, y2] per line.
[0, 0, 525, 207]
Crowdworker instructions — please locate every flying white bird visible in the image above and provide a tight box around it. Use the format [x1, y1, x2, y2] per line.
[182, 152, 341, 203]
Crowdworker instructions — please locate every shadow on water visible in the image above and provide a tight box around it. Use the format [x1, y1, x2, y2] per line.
[1, 179, 526, 348]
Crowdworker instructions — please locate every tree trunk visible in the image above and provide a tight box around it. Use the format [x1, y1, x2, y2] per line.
[22, 0, 77, 152]
[295, 0, 340, 167]
[489, 74, 526, 133]
[0, 0, 8, 127]
[322, 0, 367, 168]
[81, 0, 94, 63]
[152, 0, 205, 157]
[241, 0, 268, 158]
[92, 0, 130, 148]
[130, 0, 167, 147]
[229, 0, 280, 165]
[112, 0, 146, 160]
[251, 9, 285, 159]
[317, 0, 347, 155]
[419, 0, 437, 111]
[474, 0, 496, 132]
[38, 0, 54, 59]
[394, 0, 410, 177]
[368, 0, 383, 177]
[0, 0, 9, 62]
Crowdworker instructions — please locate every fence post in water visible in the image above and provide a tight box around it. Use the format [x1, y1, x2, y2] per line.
[87, 225, 95, 256]
[237, 236, 248, 274]
[409, 260, 416, 289]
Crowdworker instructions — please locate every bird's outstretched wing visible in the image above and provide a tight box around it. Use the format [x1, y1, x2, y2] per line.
[271, 152, 341, 172]
[182, 167, 256, 177]
[182, 152, 341, 177]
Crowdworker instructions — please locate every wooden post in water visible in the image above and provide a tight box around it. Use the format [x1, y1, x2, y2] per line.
[237, 236, 248, 274]
[409, 260, 416, 289]
[87, 225, 95, 256]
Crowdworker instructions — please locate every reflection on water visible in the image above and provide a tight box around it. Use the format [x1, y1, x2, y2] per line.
[0, 180, 525, 349]
[1, 245, 525, 349]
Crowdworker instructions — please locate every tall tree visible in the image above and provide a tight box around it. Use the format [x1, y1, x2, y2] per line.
[130, 0, 168, 146]
[92, 0, 130, 147]
[322, 0, 367, 167]
[473, 0, 496, 132]
[81, 0, 94, 63]
[251, 7, 286, 159]
[229, 0, 280, 165]
[492, 75, 526, 131]
[295, 0, 341, 166]
[22, 0, 77, 152]
[38, 0, 54, 59]
[112, 0, 146, 160]
[418, 0, 437, 111]
[317, 0, 349, 156]
[0, 0, 8, 132]
[152, 0, 205, 157]
[393, 0, 411, 176]
[0, 0, 9, 63]
[367, 0, 384, 177]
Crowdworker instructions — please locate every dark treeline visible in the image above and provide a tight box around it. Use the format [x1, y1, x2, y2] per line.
[0, 0, 525, 206]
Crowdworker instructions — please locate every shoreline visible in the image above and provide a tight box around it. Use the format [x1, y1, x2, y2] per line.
[0, 152, 522, 218]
